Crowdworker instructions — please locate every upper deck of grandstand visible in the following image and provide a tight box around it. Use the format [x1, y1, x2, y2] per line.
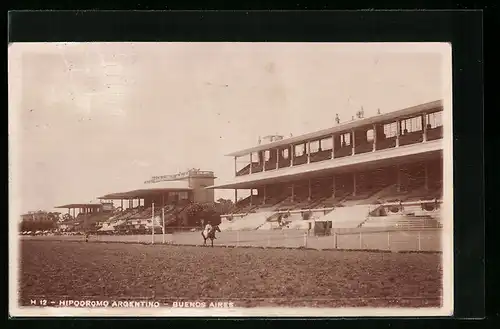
[208, 100, 443, 190]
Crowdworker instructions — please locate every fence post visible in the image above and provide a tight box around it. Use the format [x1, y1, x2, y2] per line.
[303, 232, 308, 248]
[417, 230, 421, 251]
[334, 231, 337, 249]
[151, 203, 155, 245]
[387, 231, 391, 250]
[359, 232, 363, 249]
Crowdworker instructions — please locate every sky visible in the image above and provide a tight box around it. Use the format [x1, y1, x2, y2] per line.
[8, 42, 448, 213]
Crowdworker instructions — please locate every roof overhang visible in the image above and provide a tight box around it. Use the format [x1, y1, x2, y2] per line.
[208, 140, 443, 189]
[226, 100, 443, 157]
[55, 204, 103, 209]
[97, 187, 193, 200]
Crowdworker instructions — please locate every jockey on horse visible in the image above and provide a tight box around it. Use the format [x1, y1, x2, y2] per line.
[201, 221, 220, 247]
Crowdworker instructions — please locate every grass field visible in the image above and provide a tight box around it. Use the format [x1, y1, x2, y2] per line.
[19, 240, 442, 308]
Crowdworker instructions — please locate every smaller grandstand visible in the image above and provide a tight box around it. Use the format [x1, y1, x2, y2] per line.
[95, 169, 216, 234]
[54, 203, 113, 232]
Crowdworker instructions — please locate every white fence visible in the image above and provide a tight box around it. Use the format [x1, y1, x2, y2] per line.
[23, 227, 442, 252]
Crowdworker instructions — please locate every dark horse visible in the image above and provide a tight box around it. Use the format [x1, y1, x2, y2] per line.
[201, 225, 221, 247]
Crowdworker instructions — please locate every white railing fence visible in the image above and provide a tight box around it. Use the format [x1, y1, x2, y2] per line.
[23, 227, 442, 252]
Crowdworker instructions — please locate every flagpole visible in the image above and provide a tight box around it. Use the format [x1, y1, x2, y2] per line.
[151, 203, 155, 244]
[162, 207, 165, 244]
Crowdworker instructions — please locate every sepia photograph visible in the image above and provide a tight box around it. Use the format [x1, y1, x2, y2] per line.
[9, 42, 453, 317]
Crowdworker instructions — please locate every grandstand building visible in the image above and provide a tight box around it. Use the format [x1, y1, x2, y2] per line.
[54, 203, 113, 231]
[94, 169, 216, 233]
[208, 100, 444, 232]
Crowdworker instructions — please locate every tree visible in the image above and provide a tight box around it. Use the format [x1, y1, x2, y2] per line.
[185, 202, 221, 227]
[216, 198, 235, 214]
[47, 212, 61, 222]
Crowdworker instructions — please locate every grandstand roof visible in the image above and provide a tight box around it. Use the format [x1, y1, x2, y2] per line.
[209, 140, 442, 189]
[226, 100, 443, 157]
[97, 187, 192, 200]
[55, 203, 103, 209]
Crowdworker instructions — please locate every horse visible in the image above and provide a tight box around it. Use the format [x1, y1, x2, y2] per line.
[201, 224, 221, 247]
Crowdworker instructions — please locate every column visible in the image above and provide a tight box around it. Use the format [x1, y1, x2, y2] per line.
[307, 141, 311, 164]
[263, 151, 266, 172]
[332, 175, 336, 198]
[250, 189, 253, 206]
[249, 153, 253, 174]
[308, 179, 312, 201]
[331, 134, 335, 159]
[290, 145, 294, 167]
[276, 149, 279, 170]
[396, 165, 401, 192]
[353, 173, 357, 196]
[422, 113, 428, 142]
[396, 120, 401, 147]
[351, 130, 356, 156]
[121, 199, 124, 211]
[372, 124, 377, 152]
[424, 162, 429, 191]
[234, 189, 238, 203]
[263, 185, 267, 205]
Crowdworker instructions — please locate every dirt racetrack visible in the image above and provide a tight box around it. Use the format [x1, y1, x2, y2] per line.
[19, 240, 442, 308]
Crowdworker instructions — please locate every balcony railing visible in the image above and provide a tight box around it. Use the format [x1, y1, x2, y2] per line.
[334, 147, 352, 159]
[310, 150, 332, 163]
[399, 131, 424, 146]
[278, 159, 291, 169]
[292, 155, 308, 166]
[235, 129, 442, 177]
[376, 137, 397, 151]
[354, 143, 373, 155]
[427, 126, 443, 141]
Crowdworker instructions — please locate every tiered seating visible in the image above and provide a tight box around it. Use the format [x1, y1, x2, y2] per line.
[231, 196, 253, 214]
[402, 186, 433, 202]
[367, 184, 398, 203]
[109, 208, 140, 221]
[86, 211, 113, 225]
[314, 191, 351, 208]
[219, 211, 274, 231]
[362, 215, 441, 229]
[236, 164, 251, 176]
[129, 206, 149, 219]
[341, 189, 379, 206]
[320, 204, 373, 228]
[121, 208, 142, 220]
